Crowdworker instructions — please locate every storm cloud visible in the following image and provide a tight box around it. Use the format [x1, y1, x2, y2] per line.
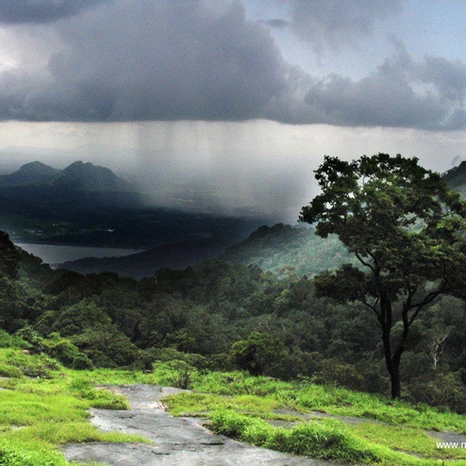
[1, 0, 466, 131]
[0, 1, 286, 122]
[0, 0, 108, 24]
[302, 44, 466, 130]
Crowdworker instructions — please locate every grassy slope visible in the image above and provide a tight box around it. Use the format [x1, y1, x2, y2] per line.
[164, 371, 466, 465]
[0, 341, 148, 466]
[1, 340, 466, 465]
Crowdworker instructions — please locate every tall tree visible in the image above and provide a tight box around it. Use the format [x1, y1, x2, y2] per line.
[300, 153, 466, 398]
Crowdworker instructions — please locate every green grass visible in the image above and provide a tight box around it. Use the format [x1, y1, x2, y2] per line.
[163, 392, 302, 422]
[185, 370, 466, 433]
[352, 423, 466, 460]
[162, 369, 466, 465]
[208, 409, 442, 465]
[0, 440, 73, 466]
[1, 347, 466, 465]
[0, 349, 149, 466]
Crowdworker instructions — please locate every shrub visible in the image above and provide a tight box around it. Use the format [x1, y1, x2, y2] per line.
[313, 359, 366, 391]
[231, 332, 286, 376]
[42, 333, 93, 370]
[408, 372, 466, 413]
[0, 362, 23, 378]
[147, 347, 207, 369]
[155, 360, 194, 389]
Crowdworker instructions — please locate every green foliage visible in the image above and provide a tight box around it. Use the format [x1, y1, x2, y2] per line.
[220, 223, 351, 278]
[163, 369, 466, 464]
[164, 391, 282, 418]
[70, 325, 139, 368]
[231, 331, 286, 376]
[2, 340, 465, 466]
[3, 349, 62, 378]
[0, 231, 20, 279]
[353, 423, 466, 460]
[0, 362, 23, 378]
[67, 377, 129, 409]
[42, 333, 93, 370]
[408, 371, 466, 413]
[186, 370, 466, 434]
[312, 359, 366, 391]
[0, 213, 465, 412]
[301, 153, 466, 399]
[0, 440, 69, 466]
[0, 349, 148, 466]
[155, 360, 195, 390]
[0, 330, 29, 349]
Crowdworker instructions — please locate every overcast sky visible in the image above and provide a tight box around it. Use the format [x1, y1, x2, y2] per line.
[1, 0, 466, 221]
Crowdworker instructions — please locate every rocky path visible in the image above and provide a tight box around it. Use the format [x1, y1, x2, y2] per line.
[62, 384, 333, 466]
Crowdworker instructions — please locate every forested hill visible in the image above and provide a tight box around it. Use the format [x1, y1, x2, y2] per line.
[217, 162, 466, 278]
[219, 224, 351, 279]
[442, 160, 466, 196]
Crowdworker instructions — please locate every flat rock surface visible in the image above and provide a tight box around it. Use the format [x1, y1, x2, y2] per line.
[62, 384, 333, 466]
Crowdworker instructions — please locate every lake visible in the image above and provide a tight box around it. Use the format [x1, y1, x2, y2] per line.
[15, 243, 144, 265]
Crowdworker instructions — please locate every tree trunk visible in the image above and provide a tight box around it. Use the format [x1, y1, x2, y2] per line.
[379, 292, 403, 399]
[389, 359, 401, 399]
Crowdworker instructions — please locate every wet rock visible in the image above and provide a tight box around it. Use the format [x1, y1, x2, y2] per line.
[62, 384, 333, 466]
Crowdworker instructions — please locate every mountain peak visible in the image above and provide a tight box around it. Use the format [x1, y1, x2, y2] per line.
[50, 161, 132, 192]
[0, 161, 58, 186]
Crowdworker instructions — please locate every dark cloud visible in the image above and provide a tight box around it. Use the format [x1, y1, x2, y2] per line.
[1, 0, 466, 131]
[1, 1, 286, 122]
[0, 0, 108, 24]
[288, 0, 403, 52]
[299, 44, 466, 130]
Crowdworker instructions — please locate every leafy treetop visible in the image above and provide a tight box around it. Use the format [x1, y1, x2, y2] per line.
[300, 153, 466, 398]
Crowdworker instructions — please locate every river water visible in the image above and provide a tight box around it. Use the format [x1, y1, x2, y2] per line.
[15, 242, 143, 265]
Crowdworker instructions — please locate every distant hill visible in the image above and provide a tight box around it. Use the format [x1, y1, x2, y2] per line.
[57, 238, 230, 279]
[0, 161, 58, 186]
[0, 160, 141, 209]
[442, 161, 466, 196]
[45, 161, 133, 192]
[55, 223, 352, 279]
[57, 164, 466, 279]
[217, 223, 351, 278]
[10, 160, 466, 279]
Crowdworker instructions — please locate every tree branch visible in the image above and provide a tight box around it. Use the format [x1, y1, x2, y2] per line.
[407, 280, 446, 326]
[355, 252, 375, 271]
[362, 297, 382, 325]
